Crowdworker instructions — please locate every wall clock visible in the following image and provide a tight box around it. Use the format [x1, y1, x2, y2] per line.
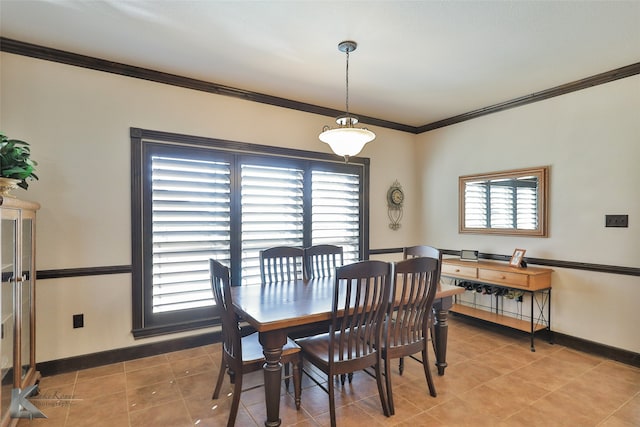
[387, 180, 404, 230]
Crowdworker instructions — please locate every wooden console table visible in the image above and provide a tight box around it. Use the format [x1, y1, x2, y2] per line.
[441, 258, 552, 351]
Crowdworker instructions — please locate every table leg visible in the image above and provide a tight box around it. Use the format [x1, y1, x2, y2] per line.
[432, 296, 453, 376]
[259, 330, 287, 427]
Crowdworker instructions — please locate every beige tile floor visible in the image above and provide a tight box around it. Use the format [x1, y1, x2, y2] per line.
[17, 316, 640, 426]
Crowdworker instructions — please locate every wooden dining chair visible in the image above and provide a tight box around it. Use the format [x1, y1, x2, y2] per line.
[259, 246, 304, 283]
[210, 259, 303, 426]
[401, 245, 442, 373]
[382, 256, 440, 415]
[295, 260, 392, 426]
[303, 244, 344, 281]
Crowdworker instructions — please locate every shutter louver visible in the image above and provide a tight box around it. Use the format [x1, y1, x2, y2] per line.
[151, 156, 231, 313]
[311, 170, 361, 264]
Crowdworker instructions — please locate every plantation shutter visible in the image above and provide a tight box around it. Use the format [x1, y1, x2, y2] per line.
[311, 170, 361, 264]
[490, 179, 515, 228]
[464, 181, 488, 228]
[240, 163, 304, 285]
[516, 176, 538, 229]
[151, 155, 231, 313]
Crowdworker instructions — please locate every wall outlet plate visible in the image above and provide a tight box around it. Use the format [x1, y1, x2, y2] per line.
[73, 314, 84, 329]
[605, 214, 628, 227]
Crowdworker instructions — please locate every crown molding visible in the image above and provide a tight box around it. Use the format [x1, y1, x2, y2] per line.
[2, 37, 638, 134]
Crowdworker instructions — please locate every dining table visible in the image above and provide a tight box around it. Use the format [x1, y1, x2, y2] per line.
[230, 277, 464, 427]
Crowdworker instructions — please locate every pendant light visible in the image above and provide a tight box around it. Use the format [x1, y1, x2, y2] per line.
[319, 40, 375, 161]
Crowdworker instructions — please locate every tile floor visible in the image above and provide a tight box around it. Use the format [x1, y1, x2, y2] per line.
[17, 316, 640, 426]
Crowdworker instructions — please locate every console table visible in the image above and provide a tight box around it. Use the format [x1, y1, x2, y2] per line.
[441, 258, 552, 351]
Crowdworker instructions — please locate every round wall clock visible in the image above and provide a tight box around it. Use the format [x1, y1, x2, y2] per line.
[388, 187, 404, 207]
[387, 180, 404, 230]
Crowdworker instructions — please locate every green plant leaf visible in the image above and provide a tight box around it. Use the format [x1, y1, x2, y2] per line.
[0, 131, 38, 190]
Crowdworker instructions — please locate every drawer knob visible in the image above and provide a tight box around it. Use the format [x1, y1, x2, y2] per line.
[500, 275, 506, 279]
[455, 269, 460, 272]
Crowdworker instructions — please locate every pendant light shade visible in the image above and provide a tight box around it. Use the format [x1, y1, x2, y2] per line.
[319, 41, 375, 161]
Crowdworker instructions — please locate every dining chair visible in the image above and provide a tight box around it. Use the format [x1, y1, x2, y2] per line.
[303, 244, 344, 281]
[401, 245, 442, 374]
[259, 246, 304, 283]
[210, 259, 303, 426]
[382, 256, 440, 415]
[295, 260, 392, 426]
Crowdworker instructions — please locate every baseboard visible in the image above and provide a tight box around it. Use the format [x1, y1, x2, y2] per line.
[451, 313, 639, 368]
[36, 317, 639, 377]
[552, 331, 640, 368]
[36, 329, 222, 377]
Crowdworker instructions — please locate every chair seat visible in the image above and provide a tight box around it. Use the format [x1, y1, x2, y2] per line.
[241, 332, 301, 363]
[296, 333, 331, 364]
[296, 332, 378, 373]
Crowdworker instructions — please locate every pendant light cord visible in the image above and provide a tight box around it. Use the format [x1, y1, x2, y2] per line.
[345, 48, 350, 119]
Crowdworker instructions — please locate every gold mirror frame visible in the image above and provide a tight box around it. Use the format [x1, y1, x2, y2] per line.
[459, 166, 549, 237]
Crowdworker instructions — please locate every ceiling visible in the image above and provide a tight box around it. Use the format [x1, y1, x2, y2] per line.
[1, 1, 639, 129]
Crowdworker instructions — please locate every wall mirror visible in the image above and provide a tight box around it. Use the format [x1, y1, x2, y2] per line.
[459, 166, 549, 237]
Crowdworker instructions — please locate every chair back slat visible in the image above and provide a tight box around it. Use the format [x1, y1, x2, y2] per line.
[330, 260, 392, 370]
[209, 259, 242, 370]
[303, 244, 344, 281]
[259, 246, 304, 283]
[387, 257, 439, 349]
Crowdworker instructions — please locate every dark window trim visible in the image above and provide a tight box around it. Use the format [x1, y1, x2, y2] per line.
[131, 127, 370, 338]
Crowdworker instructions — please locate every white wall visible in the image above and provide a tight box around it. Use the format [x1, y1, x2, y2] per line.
[1, 53, 418, 362]
[2, 52, 637, 361]
[416, 75, 640, 353]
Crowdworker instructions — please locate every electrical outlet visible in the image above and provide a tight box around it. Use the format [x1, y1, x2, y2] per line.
[73, 314, 84, 329]
[605, 214, 628, 228]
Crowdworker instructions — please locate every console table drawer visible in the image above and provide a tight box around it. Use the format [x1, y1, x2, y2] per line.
[478, 269, 528, 287]
[442, 263, 477, 279]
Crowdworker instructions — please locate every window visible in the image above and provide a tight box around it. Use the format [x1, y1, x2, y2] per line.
[131, 128, 369, 337]
[459, 166, 548, 237]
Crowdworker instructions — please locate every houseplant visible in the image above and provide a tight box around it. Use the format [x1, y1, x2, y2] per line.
[0, 132, 38, 194]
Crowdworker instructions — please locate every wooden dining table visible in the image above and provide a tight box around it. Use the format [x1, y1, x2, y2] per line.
[231, 278, 464, 427]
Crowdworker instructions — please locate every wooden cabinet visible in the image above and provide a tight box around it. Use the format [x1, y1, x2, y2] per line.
[441, 258, 552, 351]
[1, 197, 40, 426]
